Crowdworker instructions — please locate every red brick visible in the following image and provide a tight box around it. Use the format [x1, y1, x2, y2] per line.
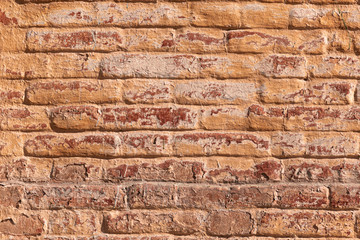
[26, 80, 122, 105]
[206, 210, 252, 237]
[330, 185, 360, 209]
[0, 186, 24, 208]
[25, 185, 126, 210]
[0, 82, 24, 105]
[0, 211, 44, 236]
[175, 80, 258, 105]
[103, 159, 204, 183]
[122, 133, 172, 157]
[174, 132, 271, 157]
[24, 134, 121, 157]
[257, 210, 354, 237]
[47, 210, 98, 235]
[124, 80, 172, 104]
[248, 105, 285, 130]
[275, 185, 329, 209]
[226, 186, 274, 208]
[102, 211, 204, 235]
[309, 55, 360, 78]
[27, 29, 124, 52]
[256, 55, 307, 78]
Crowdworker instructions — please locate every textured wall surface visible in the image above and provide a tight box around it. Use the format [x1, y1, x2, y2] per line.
[1, 0, 360, 239]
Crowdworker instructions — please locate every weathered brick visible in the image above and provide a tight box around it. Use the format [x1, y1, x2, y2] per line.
[124, 80, 172, 104]
[248, 105, 285, 130]
[286, 106, 360, 131]
[271, 132, 306, 157]
[309, 55, 360, 78]
[24, 134, 121, 157]
[174, 80, 258, 105]
[327, 30, 355, 53]
[103, 159, 204, 183]
[0, 81, 25, 105]
[226, 186, 274, 208]
[306, 133, 359, 157]
[174, 132, 270, 157]
[206, 210, 252, 237]
[200, 107, 249, 130]
[255, 55, 307, 78]
[0, 132, 24, 156]
[27, 28, 124, 52]
[128, 183, 177, 209]
[101, 53, 198, 79]
[124, 29, 176, 52]
[102, 211, 204, 235]
[175, 28, 225, 53]
[227, 30, 326, 54]
[47, 210, 98, 235]
[260, 79, 356, 105]
[0, 157, 52, 182]
[26, 80, 122, 105]
[257, 210, 354, 237]
[0, 186, 24, 208]
[275, 185, 329, 209]
[0, 208, 44, 236]
[0, 0, 20, 27]
[25, 185, 125, 210]
[330, 185, 360, 209]
[0, 27, 26, 52]
[51, 158, 102, 182]
[122, 133, 172, 157]
[101, 106, 199, 130]
[190, 3, 241, 28]
[0, 107, 50, 131]
[310, 0, 356, 3]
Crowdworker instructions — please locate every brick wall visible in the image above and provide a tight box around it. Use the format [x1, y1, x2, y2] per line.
[1, 0, 360, 239]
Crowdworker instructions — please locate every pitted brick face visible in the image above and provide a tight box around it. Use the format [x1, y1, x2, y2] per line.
[1, 0, 360, 238]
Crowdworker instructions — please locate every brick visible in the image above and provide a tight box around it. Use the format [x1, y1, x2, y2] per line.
[124, 29, 175, 52]
[51, 158, 102, 182]
[0, 81, 25, 105]
[0, 0, 20, 27]
[248, 105, 285, 130]
[227, 30, 326, 54]
[257, 210, 354, 237]
[47, 210, 98, 235]
[101, 53, 199, 79]
[175, 28, 225, 53]
[25, 185, 125, 210]
[283, 158, 360, 183]
[306, 133, 359, 157]
[309, 55, 360, 78]
[101, 106, 199, 130]
[285, 106, 360, 131]
[0, 27, 26, 52]
[200, 107, 249, 130]
[241, 3, 289, 29]
[0, 157, 52, 182]
[174, 80, 258, 105]
[128, 183, 177, 209]
[124, 80, 172, 104]
[174, 132, 270, 157]
[103, 159, 204, 183]
[289, 6, 341, 29]
[310, 0, 356, 3]
[27, 28, 124, 52]
[190, 3, 241, 28]
[327, 30, 355, 53]
[26, 80, 121, 105]
[204, 158, 281, 184]
[260, 79, 356, 105]
[122, 133, 172, 157]
[226, 186, 274, 208]
[0, 186, 24, 208]
[96, 2, 189, 27]
[255, 55, 307, 78]
[271, 132, 305, 157]
[0, 107, 50, 131]
[206, 210, 252, 237]
[0, 53, 100, 79]
[24, 134, 121, 157]
[0, 208, 44, 236]
[177, 185, 227, 209]
[0, 132, 23, 156]
[102, 211, 204, 235]
[330, 185, 360, 209]
[275, 185, 329, 209]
